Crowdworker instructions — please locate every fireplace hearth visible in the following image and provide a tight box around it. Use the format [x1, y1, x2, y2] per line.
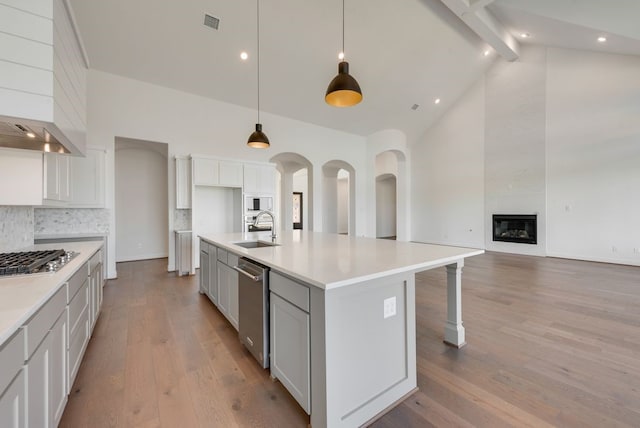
[492, 214, 537, 244]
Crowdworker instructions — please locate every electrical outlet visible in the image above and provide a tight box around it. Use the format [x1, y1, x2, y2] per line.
[384, 297, 397, 319]
[612, 246, 617, 253]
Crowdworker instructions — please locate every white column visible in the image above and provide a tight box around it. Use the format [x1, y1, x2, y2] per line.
[444, 261, 466, 347]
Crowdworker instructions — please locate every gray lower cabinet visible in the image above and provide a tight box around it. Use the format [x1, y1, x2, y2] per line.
[199, 240, 209, 295]
[270, 272, 311, 414]
[217, 261, 239, 330]
[0, 328, 26, 428]
[208, 249, 218, 304]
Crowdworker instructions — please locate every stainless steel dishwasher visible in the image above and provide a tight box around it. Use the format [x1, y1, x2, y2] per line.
[234, 258, 270, 368]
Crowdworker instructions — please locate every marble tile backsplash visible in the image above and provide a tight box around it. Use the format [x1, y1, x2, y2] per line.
[174, 209, 192, 231]
[0, 207, 34, 252]
[34, 208, 110, 235]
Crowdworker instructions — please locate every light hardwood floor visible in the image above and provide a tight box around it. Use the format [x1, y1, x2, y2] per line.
[60, 253, 640, 427]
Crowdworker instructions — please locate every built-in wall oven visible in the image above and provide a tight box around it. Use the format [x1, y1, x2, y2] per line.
[234, 258, 270, 368]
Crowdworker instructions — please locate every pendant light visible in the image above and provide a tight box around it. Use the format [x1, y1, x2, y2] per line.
[247, 0, 270, 148]
[325, 0, 362, 107]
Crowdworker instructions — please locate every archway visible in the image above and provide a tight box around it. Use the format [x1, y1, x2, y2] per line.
[322, 160, 356, 235]
[374, 150, 407, 240]
[270, 153, 314, 232]
[376, 173, 397, 239]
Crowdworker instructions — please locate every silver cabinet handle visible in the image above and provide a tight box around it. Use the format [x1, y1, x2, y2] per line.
[233, 265, 262, 282]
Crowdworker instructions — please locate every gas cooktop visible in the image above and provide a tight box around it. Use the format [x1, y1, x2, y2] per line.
[0, 249, 77, 276]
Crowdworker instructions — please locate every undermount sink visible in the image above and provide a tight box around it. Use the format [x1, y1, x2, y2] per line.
[233, 240, 280, 249]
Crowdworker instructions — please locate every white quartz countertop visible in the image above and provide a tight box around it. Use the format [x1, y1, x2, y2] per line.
[0, 241, 103, 344]
[199, 231, 484, 290]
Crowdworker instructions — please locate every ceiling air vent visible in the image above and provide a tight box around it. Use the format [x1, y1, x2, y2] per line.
[204, 14, 220, 30]
[411, 104, 420, 110]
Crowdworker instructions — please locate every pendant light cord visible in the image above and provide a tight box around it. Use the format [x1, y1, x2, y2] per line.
[257, 0, 261, 123]
[342, 0, 345, 57]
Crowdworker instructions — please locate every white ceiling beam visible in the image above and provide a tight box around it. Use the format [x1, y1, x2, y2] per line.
[440, 0, 519, 61]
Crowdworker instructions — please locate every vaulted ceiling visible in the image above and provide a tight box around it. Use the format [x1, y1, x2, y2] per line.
[69, 0, 640, 142]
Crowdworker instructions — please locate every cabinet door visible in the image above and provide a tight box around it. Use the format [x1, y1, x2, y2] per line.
[175, 157, 192, 209]
[0, 148, 42, 206]
[58, 155, 70, 202]
[217, 261, 230, 316]
[0, 369, 26, 428]
[228, 267, 239, 330]
[192, 158, 218, 186]
[208, 250, 218, 304]
[218, 161, 243, 187]
[199, 250, 208, 295]
[27, 332, 50, 428]
[43, 152, 60, 200]
[70, 148, 105, 207]
[259, 164, 276, 194]
[270, 293, 310, 414]
[243, 164, 261, 194]
[50, 312, 67, 427]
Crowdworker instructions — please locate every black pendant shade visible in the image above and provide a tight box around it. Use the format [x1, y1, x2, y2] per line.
[247, 123, 270, 148]
[325, 61, 362, 107]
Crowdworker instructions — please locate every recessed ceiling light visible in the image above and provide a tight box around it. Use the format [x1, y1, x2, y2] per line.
[520, 32, 530, 38]
[597, 36, 607, 43]
[411, 104, 419, 110]
[434, 98, 441, 105]
[338, 52, 345, 60]
[483, 50, 491, 57]
[26, 132, 36, 138]
[240, 51, 248, 60]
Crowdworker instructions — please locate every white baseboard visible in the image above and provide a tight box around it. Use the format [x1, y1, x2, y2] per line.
[116, 252, 168, 263]
[546, 252, 640, 267]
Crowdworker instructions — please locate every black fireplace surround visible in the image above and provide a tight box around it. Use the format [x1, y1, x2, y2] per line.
[492, 214, 537, 244]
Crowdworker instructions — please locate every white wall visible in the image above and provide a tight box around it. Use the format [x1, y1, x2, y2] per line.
[411, 78, 485, 248]
[485, 47, 547, 256]
[86, 70, 367, 277]
[337, 177, 349, 234]
[376, 175, 396, 238]
[114, 139, 168, 262]
[410, 45, 640, 266]
[546, 48, 640, 265]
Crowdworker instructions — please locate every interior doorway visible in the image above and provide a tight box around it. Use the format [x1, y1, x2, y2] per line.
[114, 138, 168, 262]
[322, 160, 356, 235]
[293, 192, 303, 229]
[376, 174, 397, 239]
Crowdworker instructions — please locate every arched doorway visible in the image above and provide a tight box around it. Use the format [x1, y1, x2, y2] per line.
[376, 173, 396, 239]
[374, 150, 407, 240]
[270, 153, 314, 232]
[322, 160, 356, 235]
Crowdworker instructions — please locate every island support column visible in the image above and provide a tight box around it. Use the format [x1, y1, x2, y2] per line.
[444, 260, 466, 347]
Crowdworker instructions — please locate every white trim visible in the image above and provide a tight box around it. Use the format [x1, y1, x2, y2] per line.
[546, 252, 640, 267]
[62, 0, 90, 68]
[115, 252, 168, 263]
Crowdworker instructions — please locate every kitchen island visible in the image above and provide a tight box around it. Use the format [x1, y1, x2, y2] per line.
[199, 230, 483, 428]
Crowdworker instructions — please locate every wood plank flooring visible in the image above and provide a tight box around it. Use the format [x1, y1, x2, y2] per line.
[60, 253, 640, 427]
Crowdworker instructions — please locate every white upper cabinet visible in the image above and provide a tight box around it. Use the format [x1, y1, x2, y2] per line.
[0, 148, 42, 205]
[175, 156, 191, 209]
[0, 0, 87, 154]
[192, 157, 219, 186]
[243, 163, 276, 195]
[69, 148, 105, 207]
[192, 156, 242, 188]
[218, 161, 243, 187]
[43, 152, 70, 203]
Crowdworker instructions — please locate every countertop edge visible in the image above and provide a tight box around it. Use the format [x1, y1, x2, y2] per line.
[0, 241, 104, 345]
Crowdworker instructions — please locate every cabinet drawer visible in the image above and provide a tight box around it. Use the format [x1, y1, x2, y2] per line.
[89, 249, 102, 274]
[227, 252, 239, 268]
[68, 281, 89, 337]
[0, 329, 25, 396]
[217, 248, 228, 264]
[68, 306, 89, 389]
[24, 285, 66, 360]
[270, 272, 309, 312]
[67, 261, 88, 302]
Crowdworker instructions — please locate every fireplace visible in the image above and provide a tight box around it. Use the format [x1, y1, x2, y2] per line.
[492, 214, 537, 244]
